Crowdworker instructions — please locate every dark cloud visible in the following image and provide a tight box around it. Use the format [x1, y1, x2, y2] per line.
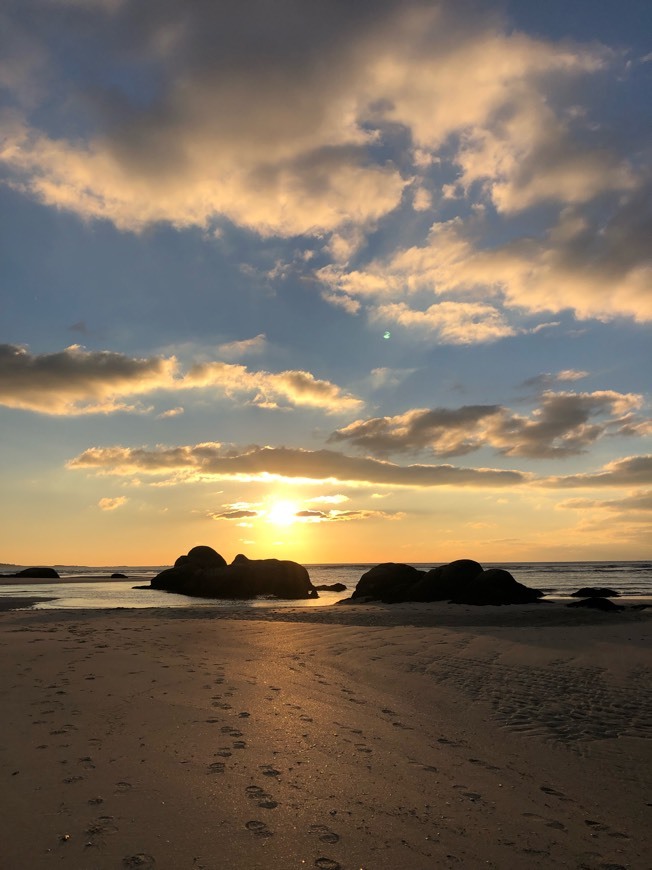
[0, 343, 175, 414]
[211, 509, 259, 519]
[67, 442, 529, 488]
[543, 455, 652, 487]
[329, 405, 502, 456]
[0, 344, 361, 415]
[329, 391, 646, 459]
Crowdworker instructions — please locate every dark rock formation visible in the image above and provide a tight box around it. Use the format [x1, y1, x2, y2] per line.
[12, 567, 60, 579]
[315, 583, 347, 592]
[570, 586, 620, 598]
[151, 548, 317, 600]
[111, 573, 128, 579]
[352, 562, 425, 602]
[450, 568, 543, 606]
[351, 559, 543, 606]
[566, 596, 624, 612]
[174, 545, 227, 570]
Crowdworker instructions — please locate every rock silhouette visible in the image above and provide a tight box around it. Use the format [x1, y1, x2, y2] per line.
[570, 586, 619, 597]
[151, 547, 318, 600]
[351, 559, 543, 606]
[1, 566, 61, 579]
[566, 596, 624, 612]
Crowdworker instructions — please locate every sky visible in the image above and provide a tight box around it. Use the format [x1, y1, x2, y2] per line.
[1, 0, 651, 566]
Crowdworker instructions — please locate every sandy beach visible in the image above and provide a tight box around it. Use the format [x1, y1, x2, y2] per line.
[0, 601, 650, 870]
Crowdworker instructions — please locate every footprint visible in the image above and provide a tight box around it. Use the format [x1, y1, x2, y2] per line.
[207, 762, 225, 774]
[122, 854, 156, 867]
[115, 781, 133, 793]
[86, 816, 118, 837]
[315, 859, 341, 870]
[245, 820, 272, 838]
[309, 824, 340, 844]
[540, 785, 566, 798]
[245, 785, 278, 809]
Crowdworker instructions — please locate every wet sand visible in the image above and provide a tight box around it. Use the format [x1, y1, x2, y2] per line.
[0, 602, 650, 869]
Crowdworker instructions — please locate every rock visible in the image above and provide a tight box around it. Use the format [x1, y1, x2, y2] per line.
[183, 545, 227, 568]
[350, 559, 543, 605]
[13, 567, 60, 579]
[315, 583, 347, 592]
[411, 559, 484, 601]
[111, 573, 128, 579]
[151, 548, 317, 600]
[351, 563, 425, 602]
[450, 568, 544, 606]
[570, 586, 620, 597]
[566, 597, 624, 612]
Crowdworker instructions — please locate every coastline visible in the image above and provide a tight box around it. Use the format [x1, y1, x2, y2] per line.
[1, 603, 650, 868]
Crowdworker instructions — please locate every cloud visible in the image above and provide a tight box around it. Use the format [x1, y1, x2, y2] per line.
[330, 405, 503, 457]
[210, 509, 259, 520]
[372, 300, 518, 344]
[543, 455, 652, 488]
[0, 0, 629, 246]
[558, 490, 652, 513]
[67, 442, 529, 488]
[217, 334, 268, 361]
[0, 1, 412, 236]
[0, 344, 361, 415]
[330, 390, 647, 459]
[455, 95, 635, 214]
[0, 344, 177, 415]
[184, 362, 362, 413]
[157, 406, 184, 419]
[366, 367, 417, 391]
[98, 496, 128, 510]
[521, 370, 589, 390]
[294, 508, 404, 523]
[318, 198, 652, 325]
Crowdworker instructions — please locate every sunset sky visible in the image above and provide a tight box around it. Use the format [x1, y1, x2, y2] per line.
[1, 0, 651, 566]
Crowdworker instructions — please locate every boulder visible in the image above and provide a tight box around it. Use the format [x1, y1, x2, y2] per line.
[351, 559, 543, 605]
[111, 572, 128, 579]
[14, 567, 60, 579]
[566, 596, 624, 612]
[450, 568, 544, 606]
[151, 548, 317, 600]
[315, 583, 347, 592]
[570, 586, 619, 598]
[351, 563, 425, 602]
[410, 559, 484, 601]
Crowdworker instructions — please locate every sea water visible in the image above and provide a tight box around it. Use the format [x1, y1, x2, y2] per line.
[1, 561, 650, 610]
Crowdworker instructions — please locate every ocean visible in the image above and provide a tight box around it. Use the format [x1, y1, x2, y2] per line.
[1, 561, 650, 610]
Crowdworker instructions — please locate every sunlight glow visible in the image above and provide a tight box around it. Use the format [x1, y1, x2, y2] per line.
[266, 500, 299, 526]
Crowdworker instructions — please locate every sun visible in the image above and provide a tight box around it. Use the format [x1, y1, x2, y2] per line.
[266, 499, 299, 526]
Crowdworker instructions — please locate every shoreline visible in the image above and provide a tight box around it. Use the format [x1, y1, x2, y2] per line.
[1, 605, 649, 869]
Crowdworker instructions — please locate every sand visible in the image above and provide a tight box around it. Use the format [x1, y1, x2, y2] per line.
[0, 602, 650, 870]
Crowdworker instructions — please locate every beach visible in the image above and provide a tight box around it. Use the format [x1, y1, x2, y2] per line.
[0, 601, 650, 869]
